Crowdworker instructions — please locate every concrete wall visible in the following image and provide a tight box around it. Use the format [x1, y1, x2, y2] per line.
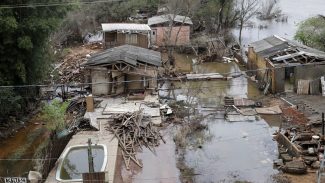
[91, 68, 111, 96]
[153, 26, 190, 46]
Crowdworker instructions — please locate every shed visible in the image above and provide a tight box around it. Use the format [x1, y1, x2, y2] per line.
[84, 45, 161, 96]
[247, 35, 325, 94]
[147, 14, 192, 46]
[101, 23, 151, 48]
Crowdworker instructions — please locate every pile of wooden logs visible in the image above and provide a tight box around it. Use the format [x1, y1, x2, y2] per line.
[105, 110, 165, 169]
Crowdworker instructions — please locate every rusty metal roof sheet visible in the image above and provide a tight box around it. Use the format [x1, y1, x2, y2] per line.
[249, 35, 325, 60]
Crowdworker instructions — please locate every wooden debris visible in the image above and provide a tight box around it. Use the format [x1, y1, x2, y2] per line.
[105, 110, 164, 169]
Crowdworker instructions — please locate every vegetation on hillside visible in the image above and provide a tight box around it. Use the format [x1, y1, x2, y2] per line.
[0, 0, 71, 124]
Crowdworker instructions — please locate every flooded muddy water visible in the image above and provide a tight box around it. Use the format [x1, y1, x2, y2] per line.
[158, 55, 281, 182]
[0, 116, 47, 177]
[233, 0, 325, 45]
[185, 116, 278, 183]
[131, 129, 181, 183]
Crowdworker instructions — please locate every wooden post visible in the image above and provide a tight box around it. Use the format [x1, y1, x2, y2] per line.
[82, 172, 106, 183]
[322, 113, 325, 137]
[86, 95, 94, 112]
[87, 138, 95, 173]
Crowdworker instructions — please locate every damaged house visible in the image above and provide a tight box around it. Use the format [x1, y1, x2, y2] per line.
[84, 45, 161, 96]
[148, 14, 192, 46]
[247, 35, 325, 94]
[101, 23, 151, 48]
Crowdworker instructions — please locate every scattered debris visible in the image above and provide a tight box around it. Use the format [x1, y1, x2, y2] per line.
[105, 110, 165, 170]
[281, 160, 307, 174]
[54, 46, 102, 83]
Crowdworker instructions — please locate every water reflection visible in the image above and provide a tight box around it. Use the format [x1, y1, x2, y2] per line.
[60, 147, 104, 180]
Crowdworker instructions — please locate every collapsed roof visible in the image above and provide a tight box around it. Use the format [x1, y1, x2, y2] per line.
[249, 35, 325, 65]
[85, 45, 161, 67]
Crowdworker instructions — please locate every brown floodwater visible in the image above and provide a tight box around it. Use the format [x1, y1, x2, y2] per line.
[158, 54, 280, 183]
[0, 116, 47, 177]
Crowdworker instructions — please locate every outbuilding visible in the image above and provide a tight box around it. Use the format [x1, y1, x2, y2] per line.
[101, 23, 151, 48]
[148, 14, 192, 46]
[247, 35, 325, 94]
[84, 45, 161, 96]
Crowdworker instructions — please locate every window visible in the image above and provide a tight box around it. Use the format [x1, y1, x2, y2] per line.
[125, 34, 137, 45]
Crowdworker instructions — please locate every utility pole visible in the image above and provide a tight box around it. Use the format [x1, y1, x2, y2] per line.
[87, 138, 95, 173]
[322, 113, 325, 137]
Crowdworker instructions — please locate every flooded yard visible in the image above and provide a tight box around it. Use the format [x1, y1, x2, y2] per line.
[123, 54, 281, 182]
[172, 61, 279, 182]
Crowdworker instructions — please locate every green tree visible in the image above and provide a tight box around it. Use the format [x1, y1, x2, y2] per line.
[0, 0, 71, 124]
[295, 16, 325, 51]
[0, 1, 71, 85]
[41, 99, 68, 131]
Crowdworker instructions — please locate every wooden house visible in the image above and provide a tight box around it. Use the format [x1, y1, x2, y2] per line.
[248, 35, 325, 94]
[101, 23, 151, 48]
[84, 45, 161, 96]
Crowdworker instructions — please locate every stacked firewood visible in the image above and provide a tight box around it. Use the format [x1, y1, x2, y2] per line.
[105, 110, 165, 169]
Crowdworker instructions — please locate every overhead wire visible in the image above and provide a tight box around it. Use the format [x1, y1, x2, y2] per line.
[0, 61, 323, 88]
[0, 0, 120, 9]
[0, 125, 274, 161]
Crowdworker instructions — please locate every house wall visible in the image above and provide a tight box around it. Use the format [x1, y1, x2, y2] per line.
[127, 74, 144, 90]
[248, 48, 285, 93]
[269, 62, 285, 93]
[247, 48, 267, 80]
[104, 32, 149, 48]
[294, 64, 325, 89]
[126, 74, 157, 91]
[153, 26, 190, 46]
[91, 68, 111, 95]
[112, 71, 125, 95]
[104, 32, 117, 48]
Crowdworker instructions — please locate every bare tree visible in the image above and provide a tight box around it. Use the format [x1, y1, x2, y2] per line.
[258, 0, 281, 20]
[160, 0, 199, 72]
[237, 0, 258, 46]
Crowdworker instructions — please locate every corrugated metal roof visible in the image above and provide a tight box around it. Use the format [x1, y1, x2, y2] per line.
[148, 14, 193, 26]
[85, 45, 161, 67]
[249, 35, 325, 61]
[101, 23, 151, 32]
[249, 35, 287, 54]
